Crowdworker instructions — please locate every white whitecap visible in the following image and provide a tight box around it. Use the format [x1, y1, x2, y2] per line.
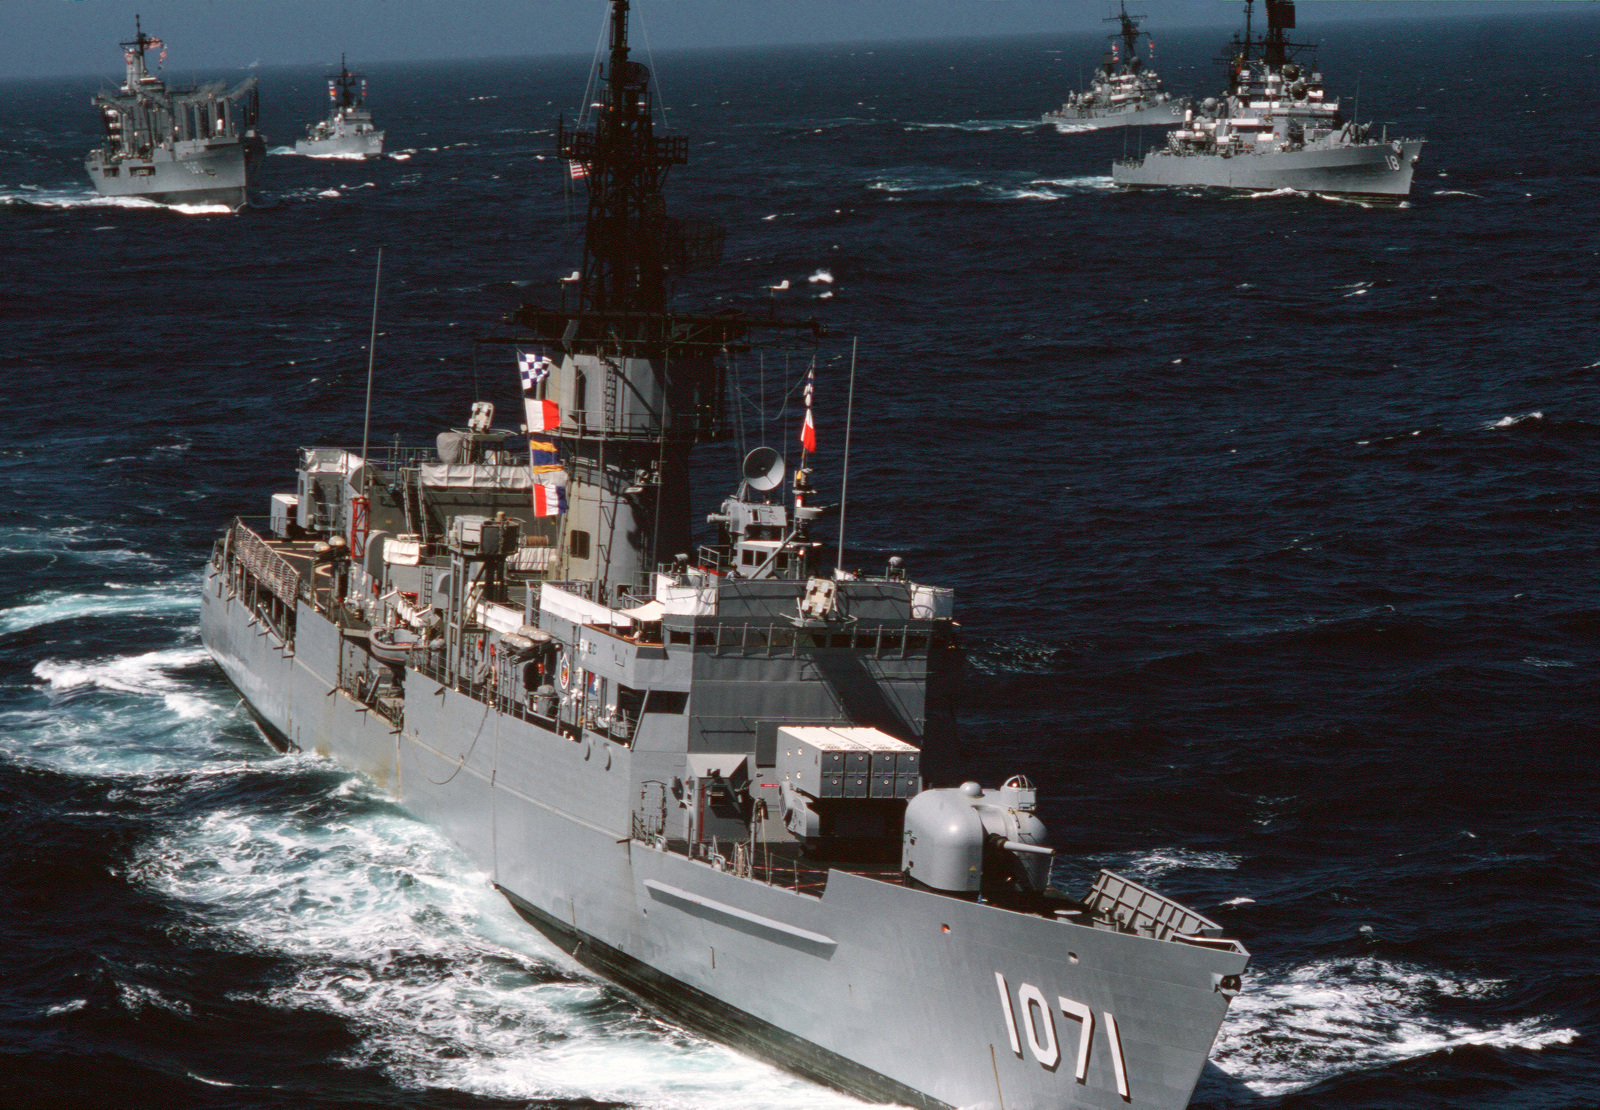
[0, 583, 197, 636]
[1109, 847, 1242, 879]
[1212, 956, 1579, 1096]
[808, 269, 833, 284]
[130, 786, 870, 1109]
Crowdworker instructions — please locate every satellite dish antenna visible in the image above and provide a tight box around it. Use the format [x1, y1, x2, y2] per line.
[742, 446, 786, 492]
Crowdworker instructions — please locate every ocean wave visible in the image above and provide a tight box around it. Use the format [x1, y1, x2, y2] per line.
[0, 582, 197, 636]
[33, 645, 214, 716]
[903, 120, 1038, 132]
[0, 189, 232, 215]
[1104, 847, 1243, 880]
[1213, 957, 1579, 1096]
[866, 176, 984, 194]
[867, 174, 1112, 201]
[1488, 410, 1543, 429]
[131, 784, 871, 1109]
[0, 524, 162, 569]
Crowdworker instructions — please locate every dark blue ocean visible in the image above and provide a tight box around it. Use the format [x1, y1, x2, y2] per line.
[3, 9, 1598, 1108]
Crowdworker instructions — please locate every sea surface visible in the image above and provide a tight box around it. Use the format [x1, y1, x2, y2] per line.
[2, 9, 1598, 1109]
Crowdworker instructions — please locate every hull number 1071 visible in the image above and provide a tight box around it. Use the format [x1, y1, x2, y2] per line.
[995, 972, 1130, 1099]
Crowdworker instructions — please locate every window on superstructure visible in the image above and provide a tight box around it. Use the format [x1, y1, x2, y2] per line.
[568, 530, 590, 559]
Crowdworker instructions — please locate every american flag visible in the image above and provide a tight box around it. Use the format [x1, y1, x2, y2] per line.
[801, 367, 816, 453]
[568, 160, 587, 181]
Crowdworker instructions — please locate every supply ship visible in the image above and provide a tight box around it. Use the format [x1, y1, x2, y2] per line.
[86, 19, 264, 209]
[200, 3, 1250, 1107]
[1042, 3, 1185, 131]
[1112, 0, 1423, 199]
[295, 56, 384, 159]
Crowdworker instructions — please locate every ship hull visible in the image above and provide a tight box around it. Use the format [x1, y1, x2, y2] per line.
[294, 131, 385, 159]
[85, 134, 265, 209]
[1113, 139, 1424, 199]
[1045, 100, 1186, 132]
[200, 563, 1247, 1110]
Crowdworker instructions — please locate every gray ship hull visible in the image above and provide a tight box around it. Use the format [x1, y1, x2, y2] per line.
[294, 130, 384, 159]
[200, 563, 1247, 1110]
[1113, 139, 1424, 199]
[1046, 99, 1186, 132]
[86, 135, 264, 209]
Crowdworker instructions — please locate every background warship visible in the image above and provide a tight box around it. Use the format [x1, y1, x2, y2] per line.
[86, 18, 264, 209]
[1112, 0, 1423, 199]
[200, 3, 1249, 1107]
[295, 56, 384, 159]
[1042, 2, 1185, 131]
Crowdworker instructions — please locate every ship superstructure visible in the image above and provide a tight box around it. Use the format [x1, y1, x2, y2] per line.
[200, 3, 1250, 1108]
[86, 18, 264, 209]
[1043, 3, 1185, 131]
[295, 56, 384, 159]
[1113, 0, 1423, 199]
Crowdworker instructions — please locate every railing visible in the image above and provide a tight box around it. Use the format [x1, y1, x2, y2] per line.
[231, 519, 300, 606]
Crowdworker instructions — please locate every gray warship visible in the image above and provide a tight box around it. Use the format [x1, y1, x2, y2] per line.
[86, 19, 264, 210]
[295, 56, 384, 159]
[1112, 0, 1423, 200]
[200, 4, 1249, 1107]
[1042, 3, 1185, 131]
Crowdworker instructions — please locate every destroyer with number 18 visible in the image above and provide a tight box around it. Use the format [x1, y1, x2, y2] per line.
[200, 3, 1249, 1107]
[86, 19, 263, 209]
[1113, 0, 1423, 199]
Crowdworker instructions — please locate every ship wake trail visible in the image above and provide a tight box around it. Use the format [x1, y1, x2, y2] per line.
[4, 596, 873, 1110]
[130, 774, 878, 1110]
[0, 189, 232, 215]
[0, 581, 197, 636]
[1209, 957, 1578, 1097]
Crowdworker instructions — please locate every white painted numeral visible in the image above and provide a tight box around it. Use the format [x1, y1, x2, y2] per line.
[1017, 983, 1058, 1069]
[991, 972, 1130, 1099]
[1104, 1010, 1129, 1099]
[994, 973, 1021, 1056]
[1057, 995, 1093, 1081]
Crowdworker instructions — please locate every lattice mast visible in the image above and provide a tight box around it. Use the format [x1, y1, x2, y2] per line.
[503, 0, 818, 597]
[559, 0, 690, 319]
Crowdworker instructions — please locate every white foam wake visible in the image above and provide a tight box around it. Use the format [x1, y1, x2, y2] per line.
[0, 582, 196, 636]
[132, 780, 877, 1109]
[1212, 957, 1579, 1095]
[34, 645, 214, 718]
[1109, 847, 1243, 880]
[0, 189, 231, 215]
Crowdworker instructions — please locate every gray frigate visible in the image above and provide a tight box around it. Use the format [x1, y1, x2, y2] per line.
[295, 56, 384, 159]
[1042, 3, 1185, 131]
[86, 19, 264, 210]
[200, 4, 1250, 1107]
[1112, 0, 1423, 200]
